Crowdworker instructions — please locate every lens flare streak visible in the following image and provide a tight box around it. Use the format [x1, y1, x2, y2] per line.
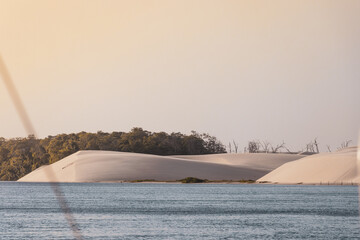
[0, 54, 83, 240]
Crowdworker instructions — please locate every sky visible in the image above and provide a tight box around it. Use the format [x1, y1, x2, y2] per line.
[0, 0, 359, 152]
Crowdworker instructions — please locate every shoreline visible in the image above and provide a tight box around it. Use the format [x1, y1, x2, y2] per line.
[6, 180, 360, 186]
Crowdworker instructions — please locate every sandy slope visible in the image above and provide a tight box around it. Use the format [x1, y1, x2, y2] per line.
[17, 151, 305, 183]
[258, 146, 360, 184]
[172, 153, 304, 171]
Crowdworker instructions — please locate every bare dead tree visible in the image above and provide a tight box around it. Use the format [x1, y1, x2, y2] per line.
[304, 138, 320, 153]
[270, 141, 286, 153]
[306, 141, 315, 153]
[232, 140, 238, 153]
[244, 147, 247, 153]
[259, 141, 271, 153]
[337, 140, 352, 150]
[228, 142, 232, 153]
[314, 138, 319, 153]
[326, 145, 331, 152]
[283, 145, 293, 153]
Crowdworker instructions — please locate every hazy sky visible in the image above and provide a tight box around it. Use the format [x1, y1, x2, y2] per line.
[0, 0, 359, 152]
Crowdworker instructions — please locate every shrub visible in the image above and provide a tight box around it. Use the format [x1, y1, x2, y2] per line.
[179, 177, 208, 183]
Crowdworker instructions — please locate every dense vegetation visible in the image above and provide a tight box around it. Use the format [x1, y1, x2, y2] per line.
[0, 128, 226, 181]
[179, 177, 208, 183]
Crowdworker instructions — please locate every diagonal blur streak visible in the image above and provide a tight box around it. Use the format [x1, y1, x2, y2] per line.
[0, 55, 36, 136]
[0, 54, 83, 240]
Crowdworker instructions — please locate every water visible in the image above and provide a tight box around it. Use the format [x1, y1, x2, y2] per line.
[0, 182, 359, 239]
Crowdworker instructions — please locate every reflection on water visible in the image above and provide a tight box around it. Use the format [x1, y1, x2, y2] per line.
[0, 182, 359, 239]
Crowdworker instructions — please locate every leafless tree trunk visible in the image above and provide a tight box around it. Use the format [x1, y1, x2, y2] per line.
[260, 141, 270, 153]
[270, 141, 285, 153]
[306, 141, 315, 152]
[337, 140, 352, 150]
[228, 142, 232, 153]
[304, 138, 320, 153]
[232, 140, 238, 153]
[314, 138, 319, 153]
[283, 145, 292, 153]
[326, 145, 331, 152]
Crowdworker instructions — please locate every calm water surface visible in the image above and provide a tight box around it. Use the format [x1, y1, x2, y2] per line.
[0, 182, 359, 239]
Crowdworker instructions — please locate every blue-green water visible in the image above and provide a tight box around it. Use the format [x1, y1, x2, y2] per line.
[0, 182, 359, 239]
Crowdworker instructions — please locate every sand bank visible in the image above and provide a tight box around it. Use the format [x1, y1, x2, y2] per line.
[18, 151, 304, 182]
[258, 146, 360, 184]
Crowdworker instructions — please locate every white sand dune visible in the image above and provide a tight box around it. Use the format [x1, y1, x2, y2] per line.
[17, 151, 305, 183]
[172, 153, 304, 171]
[258, 146, 360, 184]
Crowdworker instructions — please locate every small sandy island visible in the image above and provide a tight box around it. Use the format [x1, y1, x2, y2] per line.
[258, 146, 360, 185]
[17, 151, 304, 183]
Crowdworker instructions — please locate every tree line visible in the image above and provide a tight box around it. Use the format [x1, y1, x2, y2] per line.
[0, 128, 226, 181]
